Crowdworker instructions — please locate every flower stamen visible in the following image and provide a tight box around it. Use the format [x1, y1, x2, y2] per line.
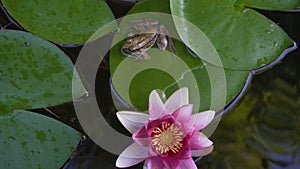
[151, 122, 184, 154]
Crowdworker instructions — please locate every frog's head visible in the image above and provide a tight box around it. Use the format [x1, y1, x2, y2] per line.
[121, 37, 135, 55]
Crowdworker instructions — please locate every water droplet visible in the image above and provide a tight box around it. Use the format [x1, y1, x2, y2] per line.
[23, 42, 30, 47]
[50, 136, 56, 142]
[53, 148, 59, 152]
[21, 141, 27, 148]
[8, 136, 16, 141]
[257, 57, 267, 67]
[232, 57, 238, 62]
[35, 130, 47, 143]
[242, 8, 249, 13]
[24, 154, 29, 160]
[111, 27, 120, 34]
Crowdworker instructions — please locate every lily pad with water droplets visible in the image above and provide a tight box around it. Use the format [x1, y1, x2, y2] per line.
[0, 110, 81, 169]
[110, 0, 248, 113]
[1, 0, 117, 44]
[110, 0, 296, 113]
[0, 30, 85, 115]
[170, 0, 296, 70]
[237, 0, 300, 10]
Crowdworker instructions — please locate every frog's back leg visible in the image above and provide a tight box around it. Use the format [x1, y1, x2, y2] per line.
[128, 19, 160, 32]
[130, 53, 151, 62]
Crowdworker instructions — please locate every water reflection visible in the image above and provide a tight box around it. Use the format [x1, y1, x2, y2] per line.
[251, 51, 300, 169]
[196, 47, 300, 168]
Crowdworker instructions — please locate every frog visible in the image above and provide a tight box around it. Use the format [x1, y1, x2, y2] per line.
[121, 19, 175, 61]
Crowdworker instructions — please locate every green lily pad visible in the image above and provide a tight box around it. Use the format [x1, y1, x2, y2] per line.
[0, 110, 81, 169]
[237, 0, 300, 10]
[0, 30, 85, 114]
[2, 0, 117, 44]
[110, 0, 249, 113]
[170, 0, 295, 70]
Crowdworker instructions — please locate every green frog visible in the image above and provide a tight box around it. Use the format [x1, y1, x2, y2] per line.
[121, 19, 175, 61]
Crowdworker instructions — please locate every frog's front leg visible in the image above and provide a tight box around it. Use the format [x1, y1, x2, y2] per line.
[141, 52, 151, 60]
[157, 25, 175, 54]
[129, 52, 151, 62]
[156, 25, 168, 51]
[133, 53, 151, 61]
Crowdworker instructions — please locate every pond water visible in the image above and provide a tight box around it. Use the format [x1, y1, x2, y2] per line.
[201, 47, 300, 169]
[1, 1, 299, 169]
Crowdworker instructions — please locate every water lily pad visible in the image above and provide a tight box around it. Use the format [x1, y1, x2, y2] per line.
[0, 30, 85, 114]
[170, 0, 295, 70]
[237, 0, 300, 10]
[110, 0, 248, 113]
[0, 110, 81, 169]
[110, 0, 295, 113]
[2, 0, 117, 44]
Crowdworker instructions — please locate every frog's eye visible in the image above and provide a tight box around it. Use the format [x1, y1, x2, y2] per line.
[127, 33, 135, 38]
[128, 48, 135, 52]
[127, 39, 133, 44]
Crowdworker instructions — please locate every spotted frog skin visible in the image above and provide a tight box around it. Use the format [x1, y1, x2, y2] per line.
[121, 19, 175, 61]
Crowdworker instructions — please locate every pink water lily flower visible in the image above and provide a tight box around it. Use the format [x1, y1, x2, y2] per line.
[116, 87, 215, 169]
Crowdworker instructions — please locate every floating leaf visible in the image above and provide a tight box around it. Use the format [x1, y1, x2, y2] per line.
[237, 0, 300, 10]
[110, 0, 296, 113]
[2, 0, 117, 44]
[0, 110, 81, 169]
[0, 30, 85, 114]
[170, 0, 295, 70]
[110, 0, 249, 112]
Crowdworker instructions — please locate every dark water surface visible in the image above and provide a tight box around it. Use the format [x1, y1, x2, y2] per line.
[1, 1, 299, 169]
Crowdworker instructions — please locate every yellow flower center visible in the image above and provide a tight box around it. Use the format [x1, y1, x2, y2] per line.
[151, 122, 184, 154]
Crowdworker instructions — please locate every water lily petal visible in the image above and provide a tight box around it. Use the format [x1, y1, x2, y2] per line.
[165, 87, 189, 114]
[191, 110, 215, 130]
[180, 122, 194, 137]
[190, 132, 213, 150]
[149, 90, 166, 119]
[177, 157, 197, 169]
[163, 157, 180, 169]
[148, 145, 160, 157]
[172, 104, 193, 123]
[117, 111, 149, 133]
[191, 145, 214, 157]
[133, 126, 149, 147]
[116, 142, 148, 168]
[146, 157, 165, 169]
